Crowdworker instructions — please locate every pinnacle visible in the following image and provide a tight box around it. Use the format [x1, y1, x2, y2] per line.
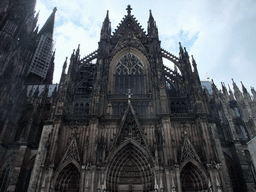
[149, 9, 154, 21]
[104, 10, 110, 22]
[241, 81, 248, 93]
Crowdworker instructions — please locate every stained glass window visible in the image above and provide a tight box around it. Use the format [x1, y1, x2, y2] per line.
[115, 53, 145, 94]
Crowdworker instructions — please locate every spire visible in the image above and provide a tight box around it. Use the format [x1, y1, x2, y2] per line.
[104, 10, 110, 23]
[241, 81, 248, 93]
[232, 79, 240, 93]
[33, 11, 40, 27]
[232, 78, 243, 101]
[149, 9, 154, 21]
[63, 57, 68, 74]
[184, 47, 189, 59]
[100, 10, 111, 40]
[221, 82, 228, 95]
[147, 9, 158, 38]
[228, 84, 235, 100]
[39, 7, 57, 35]
[211, 79, 219, 96]
[179, 42, 184, 59]
[251, 87, 256, 101]
[60, 57, 68, 84]
[191, 55, 198, 73]
[35, 11, 40, 21]
[75, 44, 80, 60]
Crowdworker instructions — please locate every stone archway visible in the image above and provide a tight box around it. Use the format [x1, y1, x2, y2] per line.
[54, 163, 80, 192]
[107, 143, 154, 192]
[180, 161, 208, 192]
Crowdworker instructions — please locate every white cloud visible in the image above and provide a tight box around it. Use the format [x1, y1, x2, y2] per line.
[35, 0, 256, 92]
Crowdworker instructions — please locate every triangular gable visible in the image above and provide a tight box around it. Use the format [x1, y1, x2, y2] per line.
[111, 30, 148, 57]
[180, 133, 201, 163]
[112, 100, 148, 148]
[112, 14, 147, 40]
[60, 138, 81, 166]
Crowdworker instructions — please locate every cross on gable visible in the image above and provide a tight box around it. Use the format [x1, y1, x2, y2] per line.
[126, 5, 132, 15]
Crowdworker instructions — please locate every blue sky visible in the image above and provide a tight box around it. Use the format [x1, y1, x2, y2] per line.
[35, 0, 256, 91]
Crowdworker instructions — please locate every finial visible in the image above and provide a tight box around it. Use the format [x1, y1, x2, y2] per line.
[53, 7, 57, 13]
[149, 9, 154, 20]
[104, 10, 109, 22]
[76, 44, 80, 54]
[179, 42, 184, 59]
[126, 5, 132, 15]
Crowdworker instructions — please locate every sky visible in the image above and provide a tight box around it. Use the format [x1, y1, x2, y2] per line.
[35, 0, 256, 92]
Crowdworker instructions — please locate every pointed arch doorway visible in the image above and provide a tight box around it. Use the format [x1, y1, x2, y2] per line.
[107, 143, 154, 192]
[180, 161, 208, 192]
[54, 163, 80, 192]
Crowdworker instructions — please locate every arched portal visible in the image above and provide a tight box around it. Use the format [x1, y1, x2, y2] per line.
[180, 162, 208, 192]
[107, 143, 154, 191]
[54, 163, 80, 192]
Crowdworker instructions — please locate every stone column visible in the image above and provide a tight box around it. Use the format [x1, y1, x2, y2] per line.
[6, 146, 27, 192]
[40, 164, 54, 192]
[80, 165, 86, 192]
[90, 165, 97, 192]
[207, 164, 217, 192]
[165, 168, 171, 192]
[28, 124, 53, 192]
[175, 165, 181, 192]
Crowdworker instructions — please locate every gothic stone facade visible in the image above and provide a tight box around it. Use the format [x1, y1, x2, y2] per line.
[1, 3, 256, 192]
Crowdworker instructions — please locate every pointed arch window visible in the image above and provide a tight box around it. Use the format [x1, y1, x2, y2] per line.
[115, 53, 145, 94]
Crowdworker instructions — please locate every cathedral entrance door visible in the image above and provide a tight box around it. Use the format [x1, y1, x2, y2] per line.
[107, 143, 154, 191]
[117, 157, 143, 192]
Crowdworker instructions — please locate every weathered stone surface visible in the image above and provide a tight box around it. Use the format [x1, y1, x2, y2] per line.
[1, 3, 256, 192]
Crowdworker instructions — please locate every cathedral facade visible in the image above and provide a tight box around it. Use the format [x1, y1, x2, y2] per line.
[1, 2, 256, 192]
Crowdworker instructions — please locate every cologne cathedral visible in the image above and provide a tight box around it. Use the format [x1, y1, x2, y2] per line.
[1, 1, 256, 192]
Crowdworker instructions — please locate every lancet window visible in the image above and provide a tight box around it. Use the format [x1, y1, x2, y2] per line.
[73, 103, 89, 115]
[115, 53, 145, 94]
